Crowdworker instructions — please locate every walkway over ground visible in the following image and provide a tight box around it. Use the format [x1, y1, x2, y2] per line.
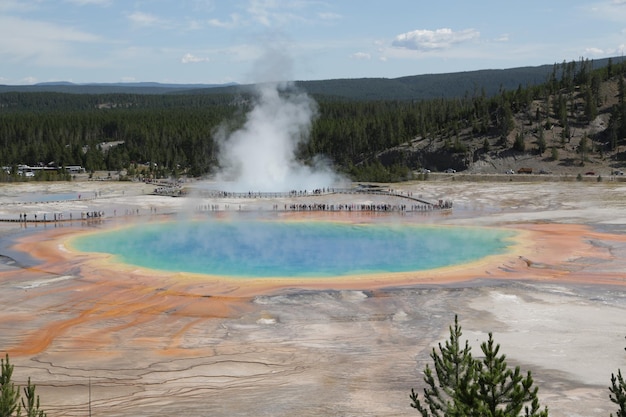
[0, 186, 452, 223]
[189, 187, 446, 207]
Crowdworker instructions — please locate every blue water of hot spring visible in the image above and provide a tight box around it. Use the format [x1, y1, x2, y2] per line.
[71, 220, 515, 278]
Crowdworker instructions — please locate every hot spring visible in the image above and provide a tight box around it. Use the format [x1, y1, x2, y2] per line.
[70, 219, 516, 278]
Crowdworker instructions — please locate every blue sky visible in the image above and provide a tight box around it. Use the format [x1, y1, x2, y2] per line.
[1, 0, 626, 85]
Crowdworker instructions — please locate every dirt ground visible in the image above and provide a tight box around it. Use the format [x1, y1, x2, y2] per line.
[1, 178, 626, 417]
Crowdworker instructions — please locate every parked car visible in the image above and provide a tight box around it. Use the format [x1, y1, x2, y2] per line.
[612, 170, 625, 176]
[505, 169, 515, 174]
[444, 168, 456, 173]
[585, 171, 596, 176]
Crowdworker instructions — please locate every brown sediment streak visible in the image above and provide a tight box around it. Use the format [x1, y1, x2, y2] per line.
[4, 220, 626, 356]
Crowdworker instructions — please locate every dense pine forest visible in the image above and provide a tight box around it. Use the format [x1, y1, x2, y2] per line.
[2, 57, 626, 182]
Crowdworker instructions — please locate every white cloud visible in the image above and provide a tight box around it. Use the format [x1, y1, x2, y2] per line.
[246, 0, 277, 26]
[208, 13, 242, 28]
[588, 1, 626, 21]
[126, 11, 165, 28]
[392, 28, 480, 52]
[181, 53, 210, 63]
[245, 0, 323, 27]
[584, 47, 605, 55]
[318, 12, 341, 20]
[495, 34, 509, 42]
[185, 19, 204, 31]
[604, 43, 626, 55]
[64, 0, 112, 5]
[202, 1, 340, 30]
[0, 16, 105, 69]
[191, 0, 217, 12]
[0, 15, 101, 47]
[0, 0, 40, 12]
[350, 52, 371, 60]
[20, 76, 38, 85]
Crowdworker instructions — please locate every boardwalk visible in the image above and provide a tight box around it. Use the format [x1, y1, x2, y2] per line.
[0, 185, 452, 223]
[191, 187, 452, 213]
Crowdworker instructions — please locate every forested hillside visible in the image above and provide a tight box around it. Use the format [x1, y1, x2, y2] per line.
[2, 57, 626, 182]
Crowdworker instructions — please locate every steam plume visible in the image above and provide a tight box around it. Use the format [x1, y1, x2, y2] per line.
[213, 48, 342, 192]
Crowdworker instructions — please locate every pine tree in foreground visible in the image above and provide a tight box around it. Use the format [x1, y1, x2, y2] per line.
[0, 354, 20, 417]
[21, 378, 47, 417]
[609, 340, 626, 417]
[410, 315, 475, 417]
[0, 354, 47, 417]
[411, 317, 548, 417]
[610, 369, 626, 417]
[473, 333, 548, 417]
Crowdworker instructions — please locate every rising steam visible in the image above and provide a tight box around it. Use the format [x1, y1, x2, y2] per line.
[213, 63, 342, 192]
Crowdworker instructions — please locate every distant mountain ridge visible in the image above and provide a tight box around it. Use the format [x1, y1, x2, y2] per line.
[1, 56, 624, 100]
[0, 81, 238, 95]
[35, 81, 236, 89]
[176, 65, 565, 100]
[186, 57, 623, 100]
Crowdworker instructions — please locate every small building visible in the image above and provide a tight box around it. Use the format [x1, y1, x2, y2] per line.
[65, 166, 85, 173]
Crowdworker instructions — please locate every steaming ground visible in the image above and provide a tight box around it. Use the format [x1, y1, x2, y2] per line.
[1, 179, 626, 416]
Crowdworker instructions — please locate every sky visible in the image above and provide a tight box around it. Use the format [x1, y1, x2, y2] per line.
[1, 0, 626, 86]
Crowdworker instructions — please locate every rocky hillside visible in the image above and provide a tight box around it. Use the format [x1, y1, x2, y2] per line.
[383, 76, 625, 178]
[469, 78, 621, 176]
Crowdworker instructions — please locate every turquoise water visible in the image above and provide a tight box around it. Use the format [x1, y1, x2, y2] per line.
[71, 220, 515, 278]
[16, 192, 78, 202]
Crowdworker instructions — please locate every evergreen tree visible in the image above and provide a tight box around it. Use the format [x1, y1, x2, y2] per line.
[499, 100, 515, 138]
[536, 128, 547, 154]
[584, 86, 598, 122]
[561, 124, 571, 145]
[610, 371, 626, 417]
[410, 315, 475, 417]
[411, 319, 548, 417]
[21, 378, 46, 417]
[555, 94, 568, 127]
[550, 146, 559, 161]
[513, 132, 526, 152]
[482, 138, 491, 153]
[0, 355, 20, 417]
[0, 355, 47, 417]
[609, 341, 626, 417]
[609, 122, 619, 152]
[579, 134, 589, 165]
[473, 333, 548, 417]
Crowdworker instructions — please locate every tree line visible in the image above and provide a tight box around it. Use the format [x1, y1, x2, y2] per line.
[1, 58, 626, 182]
